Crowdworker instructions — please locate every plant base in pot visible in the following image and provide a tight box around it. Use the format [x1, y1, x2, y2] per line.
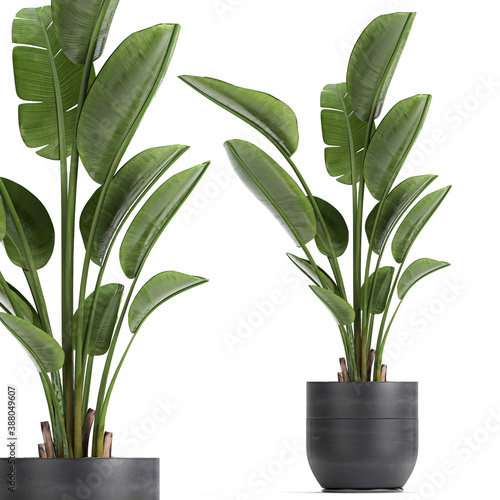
[307, 382, 418, 490]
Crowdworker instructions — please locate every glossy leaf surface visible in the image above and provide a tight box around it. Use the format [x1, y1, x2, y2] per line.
[310, 286, 355, 325]
[398, 258, 450, 299]
[0, 281, 41, 328]
[313, 197, 348, 258]
[287, 253, 339, 294]
[361, 266, 395, 314]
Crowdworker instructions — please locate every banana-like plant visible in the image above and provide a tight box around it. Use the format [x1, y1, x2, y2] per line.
[180, 12, 450, 382]
[1, 2, 209, 458]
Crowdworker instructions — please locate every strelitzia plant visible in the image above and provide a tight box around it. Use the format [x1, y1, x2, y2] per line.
[1, 2, 209, 458]
[180, 12, 450, 382]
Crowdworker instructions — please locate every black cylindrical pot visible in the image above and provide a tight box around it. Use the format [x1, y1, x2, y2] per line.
[307, 382, 418, 490]
[0, 457, 159, 499]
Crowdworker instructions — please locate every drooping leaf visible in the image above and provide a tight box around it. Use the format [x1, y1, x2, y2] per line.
[347, 12, 416, 122]
[1, 178, 55, 269]
[392, 187, 451, 263]
[77, 24, 180, 184]
[310, 286, 355, 325]
[80, 145, 189, 265]
[0, 313, 64, 372]
[12, 6, 90, 159]
[0, 201, 5, 242]
[73, 283, 124, 355]
[179, 75, 299, 156]
[361, 266, 395, 314]
[313, 197, 348, 258]
[287, 253, 339, 294]
[321, 83, 368, 184]
[224, 140, 316, 246]
[129, 271, 208, 334]
[365, 175, 437, 254]
[398, 258, 450, 300]
[51, 0, 120, 65]
[0, 281, 41, 328]
[364, 95, 432, 200]
[120, 163, 210, 279]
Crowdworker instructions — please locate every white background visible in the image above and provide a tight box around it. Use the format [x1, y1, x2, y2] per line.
[1, 0, 499, 499]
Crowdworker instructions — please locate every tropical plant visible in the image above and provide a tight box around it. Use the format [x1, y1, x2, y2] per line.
[180, 12, 450, 382]
[1, 2, 209, 458]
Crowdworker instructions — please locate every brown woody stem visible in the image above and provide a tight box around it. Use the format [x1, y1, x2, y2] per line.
[82, 409, 96, 458]
[103, 432, 113, 458]
[38, 444, 47, 459]
[380, 365, 387, 382]
[41, 421, 56, 458]
[338, 372, 344, 382]
[366, 349, 376, 381]
[339, 358, 350, 382]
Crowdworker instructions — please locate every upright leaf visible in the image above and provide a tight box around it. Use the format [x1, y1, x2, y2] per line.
[392, 187, 451, 263]
[1, 178, 55, 269]
[80, 145, 189, 265]
[321, 83, 368, 184]
[364, 95, 432, 200]
[129, 271, 208, 334]
[179, 75, 299, 156]
[12, 6, 89, 159]
[73, 284, 124, 355]
[120, 163, 210, 279]
[287, 253, 339, 294]
[0, 282, 41, 328]
[361, 266, 395, 314]
[347, 12, 416, 122]
[77, 24, 180, 184]
[224, 140, 316, 246]
[365, 175, 437, 254]
[310, 286, 355, 325]
[51, 0, 120, 65]
[313, 197, 348, 258]
[398, 258, 450, 300]
[0, 313, 64, 372]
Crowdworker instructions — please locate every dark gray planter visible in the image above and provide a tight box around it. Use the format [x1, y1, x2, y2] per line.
[0, 457, 159, 499]
[307, 382, 418, 490]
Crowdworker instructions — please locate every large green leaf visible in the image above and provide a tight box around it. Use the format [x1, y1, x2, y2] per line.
[287, 253, 339, 294]
[347, 12, 416, 122]
[313, 197, 348, 258]
[0, 313, 64, 372]
[361, 266, 395, 314]
[398, 258, 450, 300]
[80, 145, 189, 265]
[129, 271, 208, 334]
[51, 0, 120, 65]
[224, 140, 316, 246]
[120, 163, 210, 279]
[77, 24, 180, 184]
[179, 75, 299, 157]
[0, 281, 41, 328]
[12, 6, 89, 159]
[0, 201, 5, 242]
[392, 187, 451, 263]
[321, 83, 368, 184]
[366, 175, 437, 254]
[73, 283, 124, 355]
[364, 95, 431, 200]
[310, 286, 355, 325]
[1, 178, 55, 269]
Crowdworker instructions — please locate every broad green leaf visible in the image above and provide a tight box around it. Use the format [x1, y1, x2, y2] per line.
[80, 145, 189, 265]
[347, 12, 416, 122]
[313, 197, 348, 258]
[179, 75, 299, 157]
[77, 24, 180, 184]
[12, 6, 89, 159]
[287, 253, 339, 294]
[392, 187, 451, 263]
[310, 286, 355, 325]
[0, 313, 64, 372]
[129, 271, 208, 334]
[73, 283, 124, 355]
[361, 266, 395, 314]
[398, 258, 450, 300]
[321, 83, 368, 184]
[366, 175, 437, 254]
[51, 0, 120, 65]
[0, 201, 5, 242]
[0, 281, 41, 328]
[224, 140, 316, 246]
[120, 163, 210, 279]
[364, 95, 432, 200]
[1, 178, 55, 269]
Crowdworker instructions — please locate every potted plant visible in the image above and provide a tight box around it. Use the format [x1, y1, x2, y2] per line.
[1, 1, 209, 498]
[180, 12, 450, 490]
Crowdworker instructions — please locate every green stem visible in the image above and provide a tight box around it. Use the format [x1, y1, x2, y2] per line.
[82, 356, 94, 422]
